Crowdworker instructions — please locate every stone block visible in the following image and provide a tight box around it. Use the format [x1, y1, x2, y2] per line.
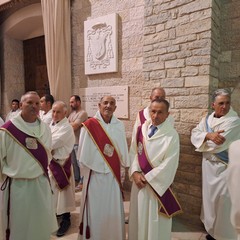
[186, 56, 211, 66]
[188, 39, 211, 50]
[173, 34, 197, 45]
[219, 62, 240, 78]
[165, 59, 185, 68]
[159, 53, 177, 61]
[179, 134, 192, 145]
[153, 0, 194, 12]
[185, 76, 210, 87]
[189, 9, 212, 22]
[166, 87, 189, 96]
[180, 153, 202, 166]
[177, 50, 192, 59]
[145, 11, 170, 26]
[149, 69, 166, 79]
[143, 61, 165, 71]
[176, 18, 211, 37]
[145, 6, 153, 17]
[144, 30, 169, 45]
[143, 56, 159, 64]
[175, 122, 195, 135]
[189, 86, 209, 95]
[160, 78, 184, 88]
[130, 6, 144, 20]
[156, 23, 165, 32]
[165, 15, 190, 30]
[178, 0, 211, 16]
[167, 45, 180, 53]
[116, 0, 135, 11]
[144, 26, 156, 35]
[180, 109, 208, 123]
[169, 28, 176, 39]
[122, 19, 143, 38]
[175, 95, 209, 109]
[143, 45, 153, 53]
[170, 109, 180, 121]
[167, 69, 181, 78]
[181, 66, 199, 77]
[219, 51, 232, 63]
[199, 65, 210, 75]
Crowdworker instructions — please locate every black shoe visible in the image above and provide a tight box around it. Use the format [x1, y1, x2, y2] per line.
[56, 219, 71, 237]
[206, 234, 215, 240]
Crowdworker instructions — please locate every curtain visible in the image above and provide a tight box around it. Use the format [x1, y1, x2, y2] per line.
[41, 0, 71, 104]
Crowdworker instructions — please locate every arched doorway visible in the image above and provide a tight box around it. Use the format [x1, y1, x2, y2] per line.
[0, 2, 48, 116]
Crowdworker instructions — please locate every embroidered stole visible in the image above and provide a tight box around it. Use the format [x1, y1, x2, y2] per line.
[136, 125, 182, 218]
[83, 117, 122, 189]
[0, 121, 49, 178]
[205, 115, 229, 164]
[49, 156, 72, 190]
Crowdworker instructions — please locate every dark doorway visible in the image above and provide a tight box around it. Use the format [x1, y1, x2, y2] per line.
[23, 36, 50, 97]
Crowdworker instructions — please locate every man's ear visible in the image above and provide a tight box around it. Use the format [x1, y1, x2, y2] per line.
[211, 102, 215, 109]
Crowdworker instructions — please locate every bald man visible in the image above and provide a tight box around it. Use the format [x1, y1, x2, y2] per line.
[77, 96, 129, 240]
[49, 101, 75, 237]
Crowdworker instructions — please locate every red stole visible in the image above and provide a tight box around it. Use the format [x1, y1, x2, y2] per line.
[83, 117, 122, 189]
[136, 125, 182, 218]
[1, 121, 49, 179]
[49, 156, 72, 190]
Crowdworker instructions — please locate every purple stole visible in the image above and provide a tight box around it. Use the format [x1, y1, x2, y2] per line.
[83, 117, 122, 189]
[1, 121, 51, 240]
[136, 125, 182, 217]
[49, 156, 72, 190]
[138, 109, 146, 125]
[1, 121, 49, 179]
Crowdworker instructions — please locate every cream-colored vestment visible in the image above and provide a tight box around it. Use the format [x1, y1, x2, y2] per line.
[191, 109, 240, 240]
[128, 119, 180, 240]
[49, 117, 75, 215]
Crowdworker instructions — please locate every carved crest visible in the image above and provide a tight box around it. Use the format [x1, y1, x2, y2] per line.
[86, 22, 114, 70]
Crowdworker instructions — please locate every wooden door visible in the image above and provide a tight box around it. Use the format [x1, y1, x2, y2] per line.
[23, 36, 50, 97]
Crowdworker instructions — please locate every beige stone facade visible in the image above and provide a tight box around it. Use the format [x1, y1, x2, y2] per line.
[1, 0, 240, 227]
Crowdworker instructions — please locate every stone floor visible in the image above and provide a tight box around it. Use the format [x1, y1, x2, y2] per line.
[51, 191, 207, 240]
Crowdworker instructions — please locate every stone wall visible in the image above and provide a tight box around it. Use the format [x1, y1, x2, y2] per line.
[219, 0, 240, 115]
